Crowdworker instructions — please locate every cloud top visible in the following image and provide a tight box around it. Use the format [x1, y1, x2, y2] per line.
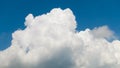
[0, 8, 120, 68]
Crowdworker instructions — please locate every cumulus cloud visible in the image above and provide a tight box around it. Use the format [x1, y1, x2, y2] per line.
[0, 8, 120, 68]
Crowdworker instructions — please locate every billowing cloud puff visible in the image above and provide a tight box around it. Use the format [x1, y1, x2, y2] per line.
[0, 8, 120, 68]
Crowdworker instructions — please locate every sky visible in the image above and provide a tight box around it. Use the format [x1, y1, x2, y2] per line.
[0, 0, 120, 50]
[0, 0, 120, 68]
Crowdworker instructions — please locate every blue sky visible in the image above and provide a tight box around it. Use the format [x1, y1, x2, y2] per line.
[0, 0, 120, 50]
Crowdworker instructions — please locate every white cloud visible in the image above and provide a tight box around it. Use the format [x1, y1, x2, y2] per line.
[0, 8, 120, 68]
[91, 26, 114, 39]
